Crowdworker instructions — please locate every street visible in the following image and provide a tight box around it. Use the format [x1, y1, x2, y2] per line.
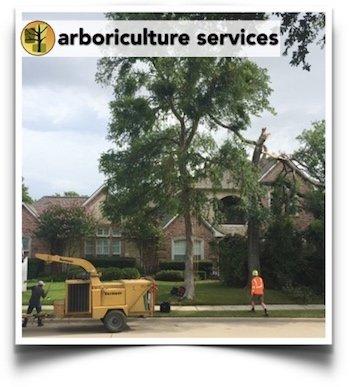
[22, 317, 325, 339]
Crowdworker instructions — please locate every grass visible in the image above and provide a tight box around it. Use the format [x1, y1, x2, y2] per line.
[22, 280, 324, 306]
[154, 310, 325, 318]
[156, 280, 324, 305]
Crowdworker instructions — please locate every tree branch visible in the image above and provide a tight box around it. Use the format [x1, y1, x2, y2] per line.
[209, 114, 257, 146]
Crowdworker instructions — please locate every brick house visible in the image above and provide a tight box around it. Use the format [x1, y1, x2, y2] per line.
[22, 157, 315, 266]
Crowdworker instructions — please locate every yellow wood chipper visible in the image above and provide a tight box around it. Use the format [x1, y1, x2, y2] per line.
[34, 254, 156, 333]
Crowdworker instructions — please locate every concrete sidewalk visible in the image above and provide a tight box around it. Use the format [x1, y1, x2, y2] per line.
[22, 304, 325, 312]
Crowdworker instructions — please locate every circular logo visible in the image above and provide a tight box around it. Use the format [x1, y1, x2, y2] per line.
[21, 20, 55, 56]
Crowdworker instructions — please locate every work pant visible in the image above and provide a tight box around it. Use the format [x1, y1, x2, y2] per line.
[23, 304, 43, 327]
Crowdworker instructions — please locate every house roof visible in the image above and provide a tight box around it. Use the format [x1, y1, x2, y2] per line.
[258, 157, 278, 180]
[33, 196, 87, 215]
[22, 202, 39, 218]
[83, 184, 106, 207]
[162, 214, 225, 238]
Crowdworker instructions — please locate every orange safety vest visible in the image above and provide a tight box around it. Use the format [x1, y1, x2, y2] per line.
[251, 276, 264, 296]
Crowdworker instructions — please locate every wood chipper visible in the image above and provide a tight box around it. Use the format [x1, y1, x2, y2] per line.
[34, 254, 156, 332]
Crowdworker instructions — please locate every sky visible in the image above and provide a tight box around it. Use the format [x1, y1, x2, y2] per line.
[22, 13, 325, 200]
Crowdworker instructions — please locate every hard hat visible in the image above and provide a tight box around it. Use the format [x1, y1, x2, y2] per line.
[252, 270, 259, 276]
[37, 280, 45, 286]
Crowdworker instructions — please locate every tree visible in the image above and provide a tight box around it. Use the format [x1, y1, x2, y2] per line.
[276, 12, 325, 71]
[64, 191, 81, 197]
[22, 178, 33, 204]
[24, 23, 49, 54]
[36, 205, 95, 256]
[53, 191, 81, 197]
[97, 52, 273, 298]
[293, 120, 325, 186]
[122, 211, 163, 273]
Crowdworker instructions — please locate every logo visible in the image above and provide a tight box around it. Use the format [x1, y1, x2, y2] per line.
[21, 20, 55, 56]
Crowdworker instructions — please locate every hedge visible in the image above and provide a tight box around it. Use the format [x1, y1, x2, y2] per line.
[87, 257, 137, 268]
[158, 260, 214, 276]
[98, 267, 140, 281]
[155, 270, 184, 281]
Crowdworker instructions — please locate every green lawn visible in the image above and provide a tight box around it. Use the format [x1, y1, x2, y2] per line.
[156, 280, 324, 305]
[23, 280, 324, 306]
[155, 310, 325, 318]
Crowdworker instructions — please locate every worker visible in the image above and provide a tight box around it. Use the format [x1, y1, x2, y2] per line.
[250, 270, 268, 316]
[22, 280, 47, 327]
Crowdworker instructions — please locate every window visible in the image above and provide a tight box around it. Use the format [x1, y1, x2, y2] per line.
[111, 227, 122, 237]
[22, 236, 30, 252]
[173, 240, 186, 260]
[84, 239, 94, 256]
[193, 239, 204, 260]
[172, 239, 204, 260]
[96, 238, 109, 255]
[22, 236, 31, 258]
[111, 240, 121, 255]
[96, 227, 109, 237]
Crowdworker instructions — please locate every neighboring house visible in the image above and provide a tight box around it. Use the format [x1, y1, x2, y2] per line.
[22, 157, 315, 266]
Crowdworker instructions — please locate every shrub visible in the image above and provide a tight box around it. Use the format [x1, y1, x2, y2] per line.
[196, 270, 207, 280]
[120, 267, 141, 279]
[219, 235, 248, 287]
[99, 267, 122, 281]
[159, 261, 185, 271]
[27, 258, 45, 279]
[158, 260, 214, 276]
[89, 257, 137, 269]
[155, 270, 184, 281]
[98, 267, 140, 281]
[66, 266, 88, 279]
[261, 216, 303, 289]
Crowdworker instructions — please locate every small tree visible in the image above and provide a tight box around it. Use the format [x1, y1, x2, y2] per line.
[22, 178, 33, 204]
[122, 212, 163, 273]
[36, 205, 95, 256]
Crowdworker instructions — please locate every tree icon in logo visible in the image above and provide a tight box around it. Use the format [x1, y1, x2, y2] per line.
[21, 21, 55, 56]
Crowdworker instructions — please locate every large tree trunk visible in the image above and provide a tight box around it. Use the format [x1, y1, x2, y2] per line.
[247, 128, 269, 277]
[183, 210, 195, 300]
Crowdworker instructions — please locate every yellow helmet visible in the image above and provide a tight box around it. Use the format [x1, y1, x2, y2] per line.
[252, 270, 259, 276]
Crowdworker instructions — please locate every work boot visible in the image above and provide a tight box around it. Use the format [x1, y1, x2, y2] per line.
[264, 309, 269, 317]
[250, 307, 255, 312]
[37, 317, 44, 327]
[22, 317, 28, 328]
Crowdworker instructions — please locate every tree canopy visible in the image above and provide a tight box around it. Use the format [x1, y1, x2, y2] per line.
[293, 120, 325, 186]
[22, 178, 33, 204]
[36, 205, 95, 255]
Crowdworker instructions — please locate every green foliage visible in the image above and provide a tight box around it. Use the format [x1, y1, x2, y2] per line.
[155, 270, 184, 281]
[97, 15, 274, 298]
[64, 191, 80, 197]
[28, 258, 45, 279]
[271, 175, 300, 217]
[35, 205, 95, 255]
[158, 261, 213, 276]
[98, 267, 140, 281]
[87, 257, 137, 268]
[261, 216, 303, 289]
[276, 12, 325, 71]
[22, 178, 33, 204]
[218, 235, 248, 287]
[293, 120, 325, 185]
[215, 140, 269, 223]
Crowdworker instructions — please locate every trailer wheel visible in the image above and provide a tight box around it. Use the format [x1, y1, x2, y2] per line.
[103, 310, 127, 333]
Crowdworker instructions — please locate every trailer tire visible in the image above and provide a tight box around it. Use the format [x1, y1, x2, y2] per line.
[103, 310, 127, 333]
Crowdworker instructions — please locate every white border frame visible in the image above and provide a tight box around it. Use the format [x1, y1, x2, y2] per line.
[15, 5, 332, 346]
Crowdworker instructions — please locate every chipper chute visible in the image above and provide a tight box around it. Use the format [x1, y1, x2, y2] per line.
[34, 253, 157, 333]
